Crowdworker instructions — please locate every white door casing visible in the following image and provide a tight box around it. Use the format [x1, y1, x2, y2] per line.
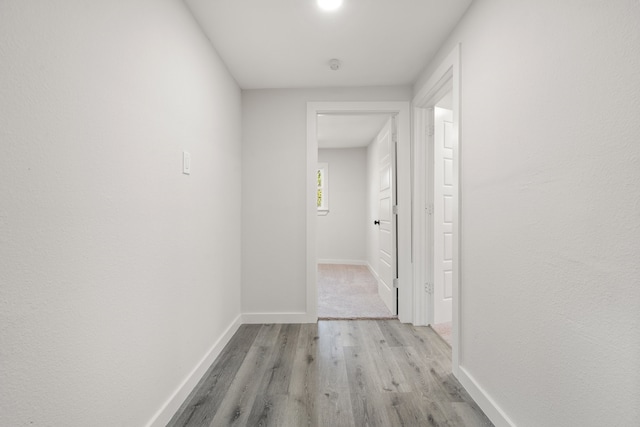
[433, 107, 453, 324]
[376, 118, 397, 315]
[307, 101, 411, 324]
[412, 44, 461, 372]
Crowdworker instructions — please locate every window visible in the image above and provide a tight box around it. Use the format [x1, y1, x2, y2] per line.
[317, 163, 329, 213]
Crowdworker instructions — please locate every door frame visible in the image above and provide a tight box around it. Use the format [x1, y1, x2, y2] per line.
[306, 101, 412, 323]
[412, 44, 462, 370]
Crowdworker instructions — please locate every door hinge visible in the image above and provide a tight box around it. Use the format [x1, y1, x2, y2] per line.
[426, 203, 433, 215]
[392, 205, 399, 215]
[428, 125, 435, 137]
[393, 278, 399, 288]
[425, 283, 433, 294]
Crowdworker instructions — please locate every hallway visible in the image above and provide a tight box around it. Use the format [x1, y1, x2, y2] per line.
[3, 2, 639, 426]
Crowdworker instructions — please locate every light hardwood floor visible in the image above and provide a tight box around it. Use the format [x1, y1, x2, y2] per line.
[168, 320, 493, 427]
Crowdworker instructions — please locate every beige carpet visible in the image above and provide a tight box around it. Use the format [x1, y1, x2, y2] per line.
[317, 264, 396, 319]
[431, 322, 452, 346]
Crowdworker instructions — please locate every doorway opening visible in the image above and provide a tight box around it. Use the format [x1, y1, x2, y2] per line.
[306, 102, 412, 323]
[412, 44, 462, 371]
[431, 93, 454, 344]
[315, 113, 396, 319]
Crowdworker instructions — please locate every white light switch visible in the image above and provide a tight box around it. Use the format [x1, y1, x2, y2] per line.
[183, 151, 191, 175]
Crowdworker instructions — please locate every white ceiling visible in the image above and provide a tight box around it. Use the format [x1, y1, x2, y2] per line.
[184, 0, 473, 89]
[317, 113, 392, 149]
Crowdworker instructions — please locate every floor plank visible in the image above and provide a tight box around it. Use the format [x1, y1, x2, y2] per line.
[359, 321, 412, 393]
[167, 324, 261, 427]
[317, 388, 356, 427]
[167, 320, 493, 427]
[343, 346, 393, 426]
[206, 345, 270, 426]
[316, 321, 349, 393]
[244, 324, 301, 426]
[285, 324, 319, 427]
[382, 392, 436, 427]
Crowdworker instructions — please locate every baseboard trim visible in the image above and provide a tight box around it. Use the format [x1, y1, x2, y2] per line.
[366, 262, 379, 281]
[242, 312, 317, 324]
[145, 314, 243, 427]
[456, 365, 515, 427]
[318, 259, 367, 265]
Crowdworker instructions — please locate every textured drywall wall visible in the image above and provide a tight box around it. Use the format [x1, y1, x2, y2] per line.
[0, 1, 242, 425]
[414, 1, 640, 425]
[317, 148, 367, 263]
[241, 86, 411, 314]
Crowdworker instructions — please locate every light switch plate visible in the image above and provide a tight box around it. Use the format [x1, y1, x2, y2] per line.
[183, 151, 191, 175]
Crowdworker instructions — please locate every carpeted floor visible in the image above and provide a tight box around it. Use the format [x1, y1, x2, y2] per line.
[431, 322, 452, 346]
[317, 264, 396, 319]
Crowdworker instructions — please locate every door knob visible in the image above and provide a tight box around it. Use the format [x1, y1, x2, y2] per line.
[374, 220, 380, 225]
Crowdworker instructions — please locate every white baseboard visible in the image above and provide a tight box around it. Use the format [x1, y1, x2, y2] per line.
[456, 365, 515, 427]
[145, 314, 243, 427]
[242, 312, 317, 324]
[366, 262, 379, 281]
[317, 259, 367, 265]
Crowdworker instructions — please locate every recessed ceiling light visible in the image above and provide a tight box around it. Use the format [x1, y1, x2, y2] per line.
[317, 0, 343, 12]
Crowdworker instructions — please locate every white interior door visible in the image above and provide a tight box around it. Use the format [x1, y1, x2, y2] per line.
[377, 117, 397, 315]
[433, 107, 453, 324]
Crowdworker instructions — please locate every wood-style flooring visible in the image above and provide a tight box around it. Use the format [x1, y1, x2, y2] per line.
[167, 320, 493, 427]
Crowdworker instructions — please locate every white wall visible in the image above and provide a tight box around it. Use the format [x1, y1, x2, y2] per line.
[0, 1, 242, 426]
[414, 1, 640, 426]
[317, 148, 367, 263]
[242, 87, 411, 316]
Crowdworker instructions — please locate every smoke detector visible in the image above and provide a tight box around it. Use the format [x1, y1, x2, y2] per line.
[329, 59, 341, 71]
